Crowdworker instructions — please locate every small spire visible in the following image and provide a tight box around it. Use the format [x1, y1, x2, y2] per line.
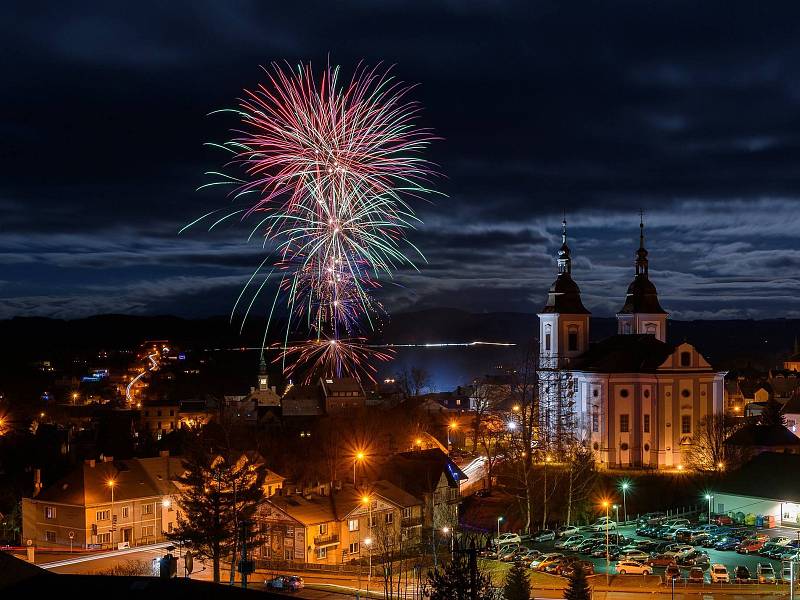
[635, 211, 649, 277]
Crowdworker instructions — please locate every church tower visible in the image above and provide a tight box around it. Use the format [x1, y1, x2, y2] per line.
[616, 215, 668, 341]
[538, 219, 591, 368]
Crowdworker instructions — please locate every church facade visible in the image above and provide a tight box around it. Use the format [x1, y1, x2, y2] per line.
[538, 220, 725, 469]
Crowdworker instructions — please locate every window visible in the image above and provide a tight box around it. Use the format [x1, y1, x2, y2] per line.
[45, 530, 56, 542]
[319, 523, 328, 535]
[385, 513, 394, 525]
[348, 519, 359, 532]
[680, 352, 691, 367]
[619, 388, 629, 398]
[284, 549, 292, 560]
[45, 506, 56, 520]
[643, 414, 650, 433]
[592, 412, 599, 433]
[592, 389, 599, 398]
[142, 503, 154, 516]
[157, 410, 162, 417]
[545, 333, 551, 352]
[645, 323, 656, 335]
[681, 415, 692, 434]
[168, 521, 174, 533]
[97, 532, 111, 544]
[142, 525, 154, 538]
[122, 506, 129, 519]
[643, 389, 650, 398]
[681, 389, 691, 398]
[402, 507, 412, 519]
[568, 330, 578, 352]
[316, 547, 327, 560]
[369, 514, 377, 528]
[96, 509, 110, 521]
[349, 542, 360, 554]
[619, 414, 630, 433]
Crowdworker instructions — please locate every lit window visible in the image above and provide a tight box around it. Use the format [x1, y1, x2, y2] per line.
[681, 415, 692, 434]
[619, 414, 630, 433]
[96, 510, 110, 521]
[45, 506, 56, 520]
[316, 547, 327, 560]
[348, 519, 359, 532]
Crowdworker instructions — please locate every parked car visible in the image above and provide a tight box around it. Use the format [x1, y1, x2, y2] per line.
[664, 564, 681, 580]
[757, 563, 776, 583]
[575, 539, 602, 554]
[711, 514, 733, 526]
[498, 544, 521, 561]
[266, 575, 304, 592]
[561, 560, 595, 577]
[634, 540, 659, 553]
[638, 511, 666, 525]
[760, 543, 785, 559]
[709, 564, 730, 583]
[530, 553, 563, 569]
[738, 538, 767, 554]
[677, 550, 710, 569]
[780, 549, 800, 561]
[530, 529, 556, 542]
[770, 536, 792, 547]
[555, 535, 584, 549]
[591, 544, 620, 560]
[648, 554, 678, 568]
[734, 565, 751, 582]
[590, 532, 626, 545]
[556, 526, 580, 538]
[715, 537, 744, 551]
[619, 550, 649, 562]
[518, 548, 541, 562]
[494, 533, 522, 546]
[688, 567, 705, 584]
[615, 560, 652, 576]
[590, 517, 617, 531]
[534, 553, 565, 571]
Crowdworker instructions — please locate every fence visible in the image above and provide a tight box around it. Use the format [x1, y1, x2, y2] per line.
[256, 558, 365, 575]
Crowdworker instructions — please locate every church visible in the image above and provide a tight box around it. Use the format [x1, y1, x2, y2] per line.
[537, 219, 725, 469]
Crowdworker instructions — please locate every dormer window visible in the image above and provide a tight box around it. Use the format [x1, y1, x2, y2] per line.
[680, 351, 691, 367]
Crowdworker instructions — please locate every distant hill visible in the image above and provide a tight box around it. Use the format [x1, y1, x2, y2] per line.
[0, 310, 797, 389]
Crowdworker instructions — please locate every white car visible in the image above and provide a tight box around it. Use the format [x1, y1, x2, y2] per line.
[770, 536, 791, 546]
[557, 525, 580, 538]
[530, 552, 563, 569]
[615, 560, 652, 576]
[494, 533, 522, 546]
[710, 564, 730, 583]
[590, 517, 617, 531]
[555, 534, 584, 549]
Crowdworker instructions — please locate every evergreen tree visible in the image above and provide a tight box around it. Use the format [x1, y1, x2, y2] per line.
[428, 552, 494, 600]
[564, 563, 591, 600]
[761, 396, 786, 427]
[167, 430, 266, 583]
[503, 561, 530, 600]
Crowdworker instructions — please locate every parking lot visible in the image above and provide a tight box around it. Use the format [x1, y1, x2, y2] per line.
[489, 517, 800, 585]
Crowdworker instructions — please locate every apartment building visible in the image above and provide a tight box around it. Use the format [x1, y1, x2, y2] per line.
[22, 454, 182, 549]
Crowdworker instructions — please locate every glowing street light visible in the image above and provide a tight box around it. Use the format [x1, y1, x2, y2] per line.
[447, 421, 457, 448]
[704, 493, 713, 525]
[107, 479, 116, 548]
[496, 516, 504, 559]
[354, 451, 366, 485]
[601, 499, 611, 584]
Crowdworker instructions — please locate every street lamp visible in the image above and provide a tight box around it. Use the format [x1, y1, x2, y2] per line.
[442, 526, 454, 553]
[619, 480, 631, 524]
[601, 500, 610, 584]
[496, 516, 503, 559]
[354, 451, 366, 485]
[107, 479, 116, 549]
[613, 504, 620, 525]
[447, 421, 457, 449]
[362, 496, 373, 594]
[704, 493, 713, 525]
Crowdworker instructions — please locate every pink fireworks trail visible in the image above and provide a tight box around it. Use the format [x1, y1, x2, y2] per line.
[185, 61, 440, 382]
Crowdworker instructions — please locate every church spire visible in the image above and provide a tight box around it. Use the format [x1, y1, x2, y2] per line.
[557, 217, 571, 274]
[635, 210, 649, 276]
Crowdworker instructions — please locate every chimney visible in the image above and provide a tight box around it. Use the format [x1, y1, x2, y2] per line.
[159, 450, 170, 458]
[33, 469, 42, 497]
[85, 459, 96, 468]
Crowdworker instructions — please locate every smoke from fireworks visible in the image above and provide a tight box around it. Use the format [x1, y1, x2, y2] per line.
[186, 61, 439, 382]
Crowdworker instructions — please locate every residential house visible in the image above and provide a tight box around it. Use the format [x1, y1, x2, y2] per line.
[254, 481, 422, 565]
[22, 454, 182, 550]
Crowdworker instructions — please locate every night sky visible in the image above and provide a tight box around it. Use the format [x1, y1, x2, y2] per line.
[3, 1, 800, 322]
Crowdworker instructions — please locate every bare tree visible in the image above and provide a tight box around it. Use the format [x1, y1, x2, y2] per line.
[686, 414, 748, 471]
[396, 366, 433, 398]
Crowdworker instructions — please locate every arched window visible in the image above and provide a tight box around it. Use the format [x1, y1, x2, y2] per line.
[645, 323, 656, 335]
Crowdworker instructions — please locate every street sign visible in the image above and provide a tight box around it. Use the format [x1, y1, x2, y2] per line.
[68, 531, 75, 539]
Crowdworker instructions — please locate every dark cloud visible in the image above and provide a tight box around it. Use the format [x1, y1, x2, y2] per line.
[2, 1, 800, 322]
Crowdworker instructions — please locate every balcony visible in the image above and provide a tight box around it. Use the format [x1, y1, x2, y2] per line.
[314, 533, 340, 548]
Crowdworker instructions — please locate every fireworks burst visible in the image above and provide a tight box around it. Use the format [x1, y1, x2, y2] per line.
[186, 61, 439, 382]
